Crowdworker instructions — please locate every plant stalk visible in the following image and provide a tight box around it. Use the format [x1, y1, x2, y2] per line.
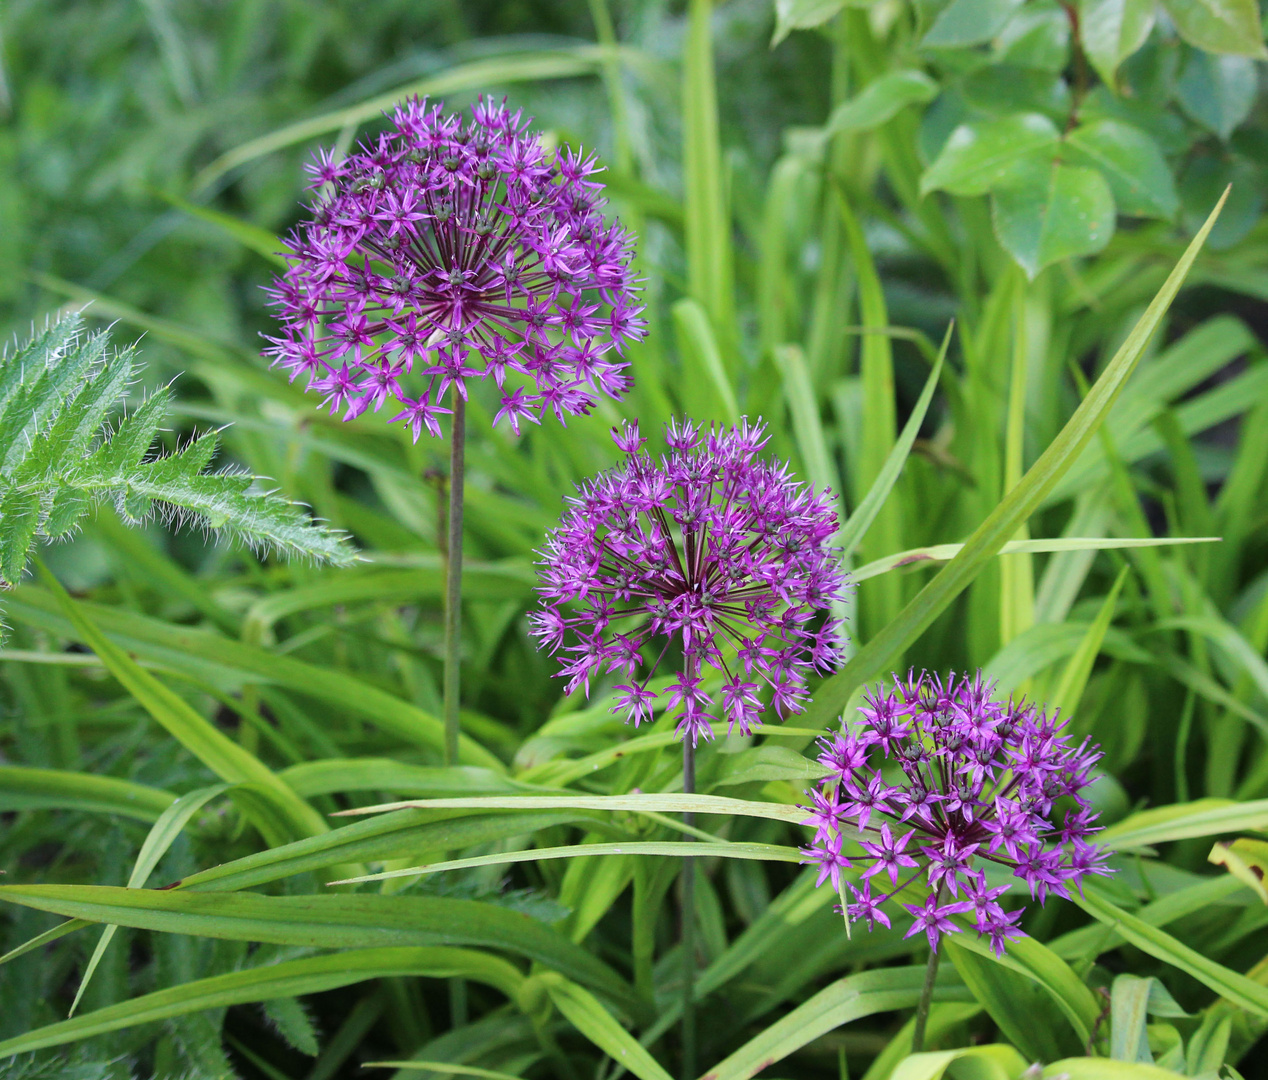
[442, 395, 467, 767]
[911, 941, 941, 1054]
[680, 736, 697, 1080]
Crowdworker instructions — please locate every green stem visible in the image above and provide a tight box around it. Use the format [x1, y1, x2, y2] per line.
[911, 940, 941, 1054]
[681, 736, 697, 1080]
[443, 395, 466, 766]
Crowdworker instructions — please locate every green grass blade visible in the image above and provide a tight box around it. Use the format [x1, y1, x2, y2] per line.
[701, 967, 948, 1080]
[802, 189, 1229, 728]
[836, 326, 950, 564]
[0, 885, 640, 1018]
[0, 947, 524, 1057]
[0, 765, 175, 821]
[543, 975, 673, 1080]
[849, 537, 1219, 583]
[334, 793, 805, 825]
[1099, 798, 1268, 850]
[7, 585, 502, 768]
[175, 810, 590, 893]
[34, 562, 328, 841]
[774, 344, 836, 494]
[70, 783, 230, 1015]
[682, 0, 735, 359]
[191, 47, 623, 193]
[153, 188, 286, 267]
[329, 840, 802, 885]
[1075, 888, 1268, 1018]
[1048, 565, 1130, 717]
[671, 298, 740, 423]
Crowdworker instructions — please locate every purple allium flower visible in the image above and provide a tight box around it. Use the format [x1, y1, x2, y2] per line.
[531, 418, 847, 745]
[802, 671, 1112, 956]
[264, 96, 647, 437]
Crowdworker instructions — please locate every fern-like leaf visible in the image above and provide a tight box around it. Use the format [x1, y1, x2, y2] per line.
[0, 313, 356, 587]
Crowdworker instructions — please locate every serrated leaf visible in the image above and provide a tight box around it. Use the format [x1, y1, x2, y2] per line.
[261, 996, 319, 1056]
[920, 113, 1060, 197]
[42, 486, 88, 538]
[0, 488, 41, 584]
[1161, 0, 1267, 56]
[1080, 0, 1156, 86]
[991, 159, 1116, 277]
[1066, 120, 1179, 218]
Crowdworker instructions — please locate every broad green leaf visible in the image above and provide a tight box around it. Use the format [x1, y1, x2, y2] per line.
[1110, 974, 1154, 1062]
[1076, 888, 1268, 1017]
[772, 0, 849, 46]
[1208, 838, 1268, 903]
[920, 113, 1060, 198]
[889, 1045, 1028, 1080]
[922, 0, 1027, 47]
[800, 189, 1227, 728]
[1066, 120, 1179, 218]
[1161, 0, 1267, 56]
[37, 564, 328, 843]
[0, 947, 523, 1057]
[70, 783, 231, 1016]
[1080, 0, 1156, 86]
[944, 937, 1069, 1060]
[1176, 50, 1259, 138]
[328, 840, 802, 886]
[0, 765, 175, 821]
[950, 931, 1101, 1046]
[992, 160, 1116, 278]
[541, 974, 674, 1080]
[0, 885, 641, 1017]
[824, 70, 939, 137]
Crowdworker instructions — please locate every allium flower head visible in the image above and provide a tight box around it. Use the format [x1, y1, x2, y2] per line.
[532, 418, 847, 745]
[803, 671, 1111, 956]
[264, 96, 646, 438]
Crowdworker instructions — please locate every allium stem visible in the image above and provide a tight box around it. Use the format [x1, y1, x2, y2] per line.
[680, 737, 697, 1080]
[442, 395, 466, 766]
[911, 940, 941, 1053]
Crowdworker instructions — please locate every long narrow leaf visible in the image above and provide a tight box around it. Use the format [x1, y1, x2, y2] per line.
[803, 189, 1228, 726]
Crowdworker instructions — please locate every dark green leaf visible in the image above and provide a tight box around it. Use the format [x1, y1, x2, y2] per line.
[991, 160, 1116, 277]
[1066, 120, 1179, 218]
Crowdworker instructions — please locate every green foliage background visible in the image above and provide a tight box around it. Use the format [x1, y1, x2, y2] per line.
[1, 0, 1268, 1078]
